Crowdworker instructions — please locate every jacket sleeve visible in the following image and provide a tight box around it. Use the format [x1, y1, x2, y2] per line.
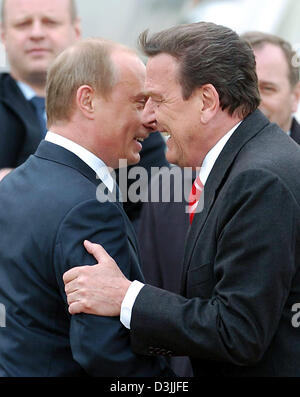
[130, 169, 299, 365]
[53, 198, 172, 376]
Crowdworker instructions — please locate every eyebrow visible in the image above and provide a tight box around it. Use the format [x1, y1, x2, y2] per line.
[144, 90, 164, 100]
[259, 80, 279, 87]
[131, 93, 148, 102]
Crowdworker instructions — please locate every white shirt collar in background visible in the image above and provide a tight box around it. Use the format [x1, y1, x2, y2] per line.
[16, 81, 37, 101]
[17, 81, 47, 123]
[45, 131, 114, 192]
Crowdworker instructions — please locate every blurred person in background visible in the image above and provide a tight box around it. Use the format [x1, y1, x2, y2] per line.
[242, 31, 300, 143]
[0, 0, 81, 179]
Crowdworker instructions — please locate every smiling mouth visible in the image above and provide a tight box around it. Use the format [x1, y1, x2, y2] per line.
[134, 138, 145, 143]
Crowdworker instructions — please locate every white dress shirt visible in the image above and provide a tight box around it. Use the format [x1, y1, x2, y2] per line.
[45, 131, 114, 193]
[121, 121, 242, 329]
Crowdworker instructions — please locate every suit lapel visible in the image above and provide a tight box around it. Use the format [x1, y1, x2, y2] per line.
[291, 118, 300, 145]
[183, 110, 270, 274]
[34, 140, 100, 186]
[1, 74, 43, 142]
[34, 141, 139, 255]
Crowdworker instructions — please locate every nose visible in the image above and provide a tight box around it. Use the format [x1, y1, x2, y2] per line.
[142, 98, 157, 131]
[29, 20, 46, 40]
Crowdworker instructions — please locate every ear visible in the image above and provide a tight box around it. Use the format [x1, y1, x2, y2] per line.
[76, 85, 96, 120]
[198, 84, 220, 124]
[291, 82, 300, 113]
[0, 22, 6, 47]
[72, 18, 82, 40]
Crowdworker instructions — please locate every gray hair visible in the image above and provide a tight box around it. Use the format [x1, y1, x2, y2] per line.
[139, 22, 260, 118]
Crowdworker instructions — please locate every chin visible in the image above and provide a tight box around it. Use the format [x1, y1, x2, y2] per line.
[166, 151, 179, 167]
[128, 158, 140, 167]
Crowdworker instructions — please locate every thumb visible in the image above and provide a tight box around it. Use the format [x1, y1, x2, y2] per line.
[84, 240, 106, 263]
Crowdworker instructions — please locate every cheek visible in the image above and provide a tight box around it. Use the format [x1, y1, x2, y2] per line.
[260, 95, 279, 110]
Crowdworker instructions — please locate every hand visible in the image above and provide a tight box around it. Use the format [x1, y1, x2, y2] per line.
[63, 240, 132, 316]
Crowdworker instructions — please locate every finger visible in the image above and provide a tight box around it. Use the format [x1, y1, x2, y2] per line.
[64, 278, 79, 295]
[68, 300, 94, 315]
[66, 289, 80, 306]
[68, 301, 84, 315]
[63, 267, 81, 285]
[84, 240, 108, 263]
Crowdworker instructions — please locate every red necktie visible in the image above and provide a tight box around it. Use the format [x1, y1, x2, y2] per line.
[188, 175, 204, 224]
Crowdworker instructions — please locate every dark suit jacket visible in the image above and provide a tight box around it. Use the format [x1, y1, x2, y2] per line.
[0, 141, 171, 377]
[116, 131, 169, 228]
[138, 166, 192, 294]
[291, 117, 300, 145]
[130, 110, 300, 377]
[0, 73, 43, 168]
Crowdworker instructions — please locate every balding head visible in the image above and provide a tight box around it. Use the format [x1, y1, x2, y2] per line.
[0, 0, 81, 93]
[46, 38, 138, 127]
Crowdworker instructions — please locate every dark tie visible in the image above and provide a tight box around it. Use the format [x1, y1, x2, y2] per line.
[30, 96, 47, 137]
[188, 175, 204, 224]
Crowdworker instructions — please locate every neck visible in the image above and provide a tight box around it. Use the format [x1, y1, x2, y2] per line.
[283, 118, 293, 133]
[201, 112, 243, 160]
[50, 122, 98, 157]
[11, 71, 47, 97]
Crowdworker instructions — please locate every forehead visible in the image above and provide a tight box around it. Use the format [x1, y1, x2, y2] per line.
[254, 43, 290, 81]
[4, 0, 71, 20]
[111, 50, 146, 95]
[145, 53, 181, 95]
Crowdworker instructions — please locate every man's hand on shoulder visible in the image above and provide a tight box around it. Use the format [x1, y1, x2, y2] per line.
[63, 240, 132, 316]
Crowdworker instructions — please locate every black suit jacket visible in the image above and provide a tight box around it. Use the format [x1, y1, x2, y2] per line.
[291, 117, 300, 145]
[138, 166, 192, 294]
[0, 73, 42, 167]
[130, 110, 300, 377]
[0, 141, 171, 377]
[116, 131, 169, 228]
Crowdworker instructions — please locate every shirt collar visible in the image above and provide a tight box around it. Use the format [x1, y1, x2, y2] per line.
[200, 121, 242, 185]
[16, 81, 37, 101]
[45, 131, 114, 192]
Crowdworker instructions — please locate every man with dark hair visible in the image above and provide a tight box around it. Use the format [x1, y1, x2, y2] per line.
[242, 31, 300, 143]
[64, 22, 300, 377]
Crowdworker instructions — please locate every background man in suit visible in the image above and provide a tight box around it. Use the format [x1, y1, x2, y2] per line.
[0, 0, 81, 179]
[0, 38, 171, 376]
[0, 0, 168, 229]
[64, 22, 300, 377]
[242, 31, 300, 144]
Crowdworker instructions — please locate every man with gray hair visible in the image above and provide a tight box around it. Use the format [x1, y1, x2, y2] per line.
[64, 22, 300, 377]
[241, 31, 300, 143]
[0, 38, 172, 376]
